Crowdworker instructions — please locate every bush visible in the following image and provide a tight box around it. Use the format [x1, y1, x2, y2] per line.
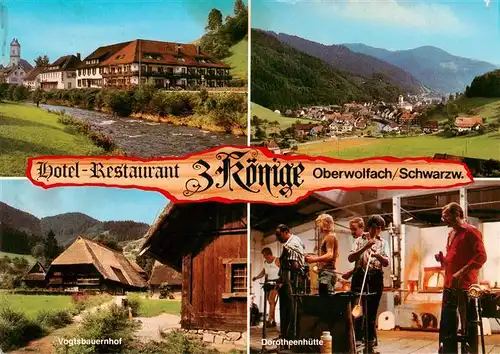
[134, 80, 156, 113]
[0, 307, 45, 351]
[35, 310, 73, 331]
[124, 331, 220, 354]
[126, 298, 140, 317]
[58, 304, 138, 354]
[104, 90, 133, 117]
[71, 293, 91, 313]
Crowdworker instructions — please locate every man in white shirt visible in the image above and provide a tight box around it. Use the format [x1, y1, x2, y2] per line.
[252, 247, 280, 327]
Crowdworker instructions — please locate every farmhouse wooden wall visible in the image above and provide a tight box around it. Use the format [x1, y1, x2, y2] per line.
[181, 205, 247, 331]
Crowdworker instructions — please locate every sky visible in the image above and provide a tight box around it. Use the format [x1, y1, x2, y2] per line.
[252, 0, 500, 64]
[0, 179, 169, 225]
[0, 0, 241, 66]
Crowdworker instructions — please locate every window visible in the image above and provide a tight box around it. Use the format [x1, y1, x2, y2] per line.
[222, 258, 247, 299]
[77, 79, 81, 87]
[92, 68, 96, 75]
[68, 82, 72, 89]
[422, 267, 444, 292]
[110, 266, 129, 285]
[181, 67, 186, 74]
[158, 66, 163, 73]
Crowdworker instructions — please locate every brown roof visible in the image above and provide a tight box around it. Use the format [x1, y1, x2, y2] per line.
[46, 55, 81, 72]
[79, 41, 132, 68]
[100, 39, 230, 69]
[1, 59, 33, 75]
[24, 67, 43, 81]
[294, 123, 320, 131]
[149, 261, 182, 286]
[50, 236, 146, 288]
[129, 259, 146, 276]
[455, 116, 483, 128]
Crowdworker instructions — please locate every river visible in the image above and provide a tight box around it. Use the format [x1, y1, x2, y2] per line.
[41, 104, 246, 157]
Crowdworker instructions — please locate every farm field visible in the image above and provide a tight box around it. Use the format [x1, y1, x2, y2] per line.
[0, 103, 105, 176]
[0, 293, 112, 318]
[298, 133, 499, 160]
[0, 252, 36, 263]
[0, 294, 73, 318]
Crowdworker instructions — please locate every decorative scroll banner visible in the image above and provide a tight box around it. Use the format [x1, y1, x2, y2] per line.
[26, 145, 473, 205]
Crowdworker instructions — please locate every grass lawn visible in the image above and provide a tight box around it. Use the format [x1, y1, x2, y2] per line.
[251, 102, 316, 129]
[0, 252, 36, 263]
[299, 132, 500, 160]
[0, 102, 106, 176]
[0, 293, 112, 319]
[226, 38, 248, 81]
[0, 293, 74, 318]
[128, 293, 181, 317]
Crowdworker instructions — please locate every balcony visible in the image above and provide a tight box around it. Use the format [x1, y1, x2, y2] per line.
[101, 71, 134, 78]
[101, 70, 231, 81]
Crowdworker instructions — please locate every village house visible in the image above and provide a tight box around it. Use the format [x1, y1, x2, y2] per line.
[39, 54, 82, 90]
[382, 121, 400, 133]
[23, 67, 43, 90]
[0, 39, 33, 85]
[148, 261, 182, 298]
[261, 140, 280, 154]
[422, 120, 439, 134]
[46, 236, 147, 293]
[329, 122, 353, 135]
[294, 123, 323, 137]
[139, 202, 247, 332]
[96, 39, 231, 89]
[22, 261, 47, 288]
[455, 116, 484, 133]
[398, 111, 419, 126]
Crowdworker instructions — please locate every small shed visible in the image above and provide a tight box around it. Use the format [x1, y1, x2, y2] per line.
[140, 202, 247, 331]
[22, 261, 47, 288]
[148, 261, 182, 298]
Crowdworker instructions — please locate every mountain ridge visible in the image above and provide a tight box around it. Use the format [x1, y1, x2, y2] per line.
[0, 202, 150, 250]
[343, 43, 498, 94]
[269, 31, 424, 94]
[251, 29, 405, 110]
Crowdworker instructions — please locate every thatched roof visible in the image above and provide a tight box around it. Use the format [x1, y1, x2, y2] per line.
[49, 236, 146, 288]
[149, 261, 182, 286]
[22, 262, 46, 282]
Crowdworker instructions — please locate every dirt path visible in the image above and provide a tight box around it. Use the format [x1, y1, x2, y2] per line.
[135, 313, 182, 342]
[8, 296, 124, 354]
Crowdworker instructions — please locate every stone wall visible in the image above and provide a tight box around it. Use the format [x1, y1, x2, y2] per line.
[178, 328, 247, 347]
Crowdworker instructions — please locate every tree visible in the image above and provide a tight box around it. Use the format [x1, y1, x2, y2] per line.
[34, 55, 50, 67]
[93, 234, 122, 251]
[12, 85, 29, 101]
[206, 8, 223, 32]
[44, 230, 61, 263]
[234, 0, 247, 17]
[32, 88, 43, 107]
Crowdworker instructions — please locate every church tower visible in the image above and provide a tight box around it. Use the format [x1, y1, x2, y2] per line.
[10, 38, 20, 67]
